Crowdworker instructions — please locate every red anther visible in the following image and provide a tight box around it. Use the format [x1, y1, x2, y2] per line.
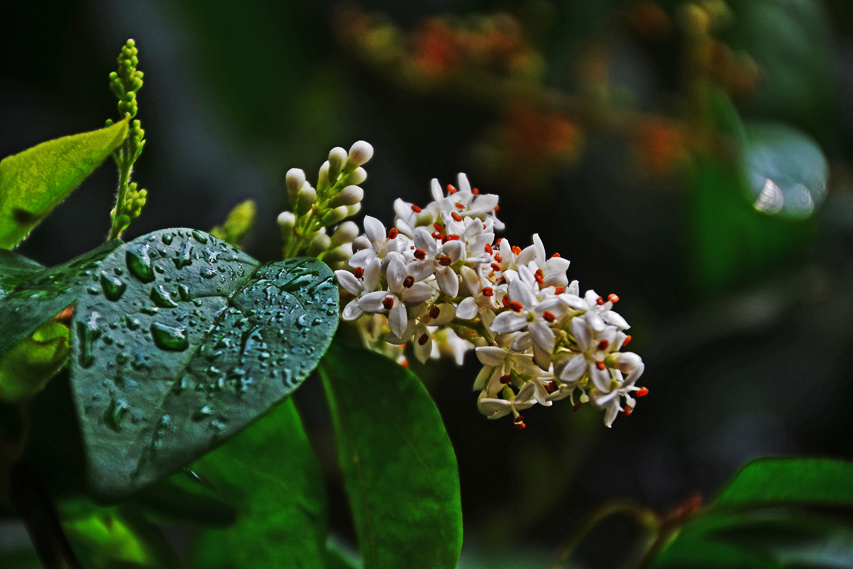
[623, 405, 633, 416]
[429, 306, 441, 319]
[502, 296, 511, 308]
[572, 402, 583, 412]
[399, 358, 409, 368]
[622, 335, 632, 346]
[433, 222, 443, 232]
[483, 223, 487, 229]
[534, 269, 544, 284]
[494, 254, 502, 263]
[497, 276, 507, 285]
[451, 212, 463, 222]
[414, 249, 427, 260]
[509, 301, 523, 313]
[636, 387, 649, 397]
[438, 256, 452, 266]
[491, 262, 502, 272]
[543, 311, 556, 323]
[55, 306, 74, 323]
[595, 360, 606, 370]
[514, 421, 526, 431]
[554, 286, 565, 295]
[512, 246, 521, 255]
[608, 293, 620, 303]
[353, 267, 364, 279]
[596, 296, 606, 305]
[484, 243, 493, 254]
[446, 234, 460, 241]
[494, 205, 500, 212]
[418, 333, 429, 346]
[500, 374, 512, 384]
[472, 187, 479, 195]
[514, 414, 525, 424]
[388, 228, 398, 239]
[411, 204, 422, 213]
[432, 232, 442, 240]
[597, 339, 610, 351]
[382, 297, 394, 310]
[482, 287, 494, 297]
[544, 381, 557, 393]
[454, 202, 465, 209]
[551, 252, 561, 258]
[441, 235, 449, 244]
[403, 275, 415, 288]
[447, 184, 458, 194]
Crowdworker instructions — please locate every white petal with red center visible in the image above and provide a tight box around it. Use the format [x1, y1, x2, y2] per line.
[335, 270, 362, 296]
[357, 290, 391, 312]
[350, 248, 376, 268]
[491, 311, 528, 334]
[442, 239, 465, 262]
[428, 303, 456, 326]
[407, 260, 434, 282]
[508, 275, 537, 309]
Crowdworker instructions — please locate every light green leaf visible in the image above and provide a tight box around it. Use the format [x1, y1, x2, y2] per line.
[0, 320, 70, 403]
[0, 119, 129, 249]
[68, 229, 338, 500]
[320, 340, 463, 569]
[191, 398, 327, 569]
[716, 457, 853, 510]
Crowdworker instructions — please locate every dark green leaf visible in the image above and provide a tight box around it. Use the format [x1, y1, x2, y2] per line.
[128, 469, 237, 527]
[716, 458, 853, 510]
[68, 229, 338, 500]
[0, 250, 44, 300]
[0, 119, 129, 249]
[320, 340, 462, 569]
[0, 240, 121, 359]
[191, 398, 327, 569]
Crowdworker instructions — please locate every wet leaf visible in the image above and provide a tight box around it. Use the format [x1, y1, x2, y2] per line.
[69, 229, 338, 500]
[320, 340, 462, 569]
[0, 250, 45, 300]
[0, 119, 129, 249]
[191, 398, 327, 569]
[0, 240, 122, 359]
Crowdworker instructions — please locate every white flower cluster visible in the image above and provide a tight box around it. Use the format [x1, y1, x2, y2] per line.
[335, 172, 647, 428]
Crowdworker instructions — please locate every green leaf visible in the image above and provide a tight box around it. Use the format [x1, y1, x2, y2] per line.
[0, 240, 122, 359]
[60, 499, 183, 569]
[0, 320, 70, 403]
[320, 340, 462, 569]
[128, 469, 237, 527]
[0, 249, 44, 300]
[716, 457, 853, 510]
[0, 119, 129, 249]
[191, 398, 328, 569]
[68, 229, 338, 500]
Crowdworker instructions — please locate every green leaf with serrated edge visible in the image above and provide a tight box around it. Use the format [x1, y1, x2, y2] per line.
[0, 240, 122, 359]
[0, 320, 70, 403]
[191, 398, 327, 569]
[0, 119, 129, 249]
[320, 340, 463, 569]
[0, 250, 44, 300]
[69, 229, 338, 501]
[715, 457, 853, 510]
[128, 469, 236, 527]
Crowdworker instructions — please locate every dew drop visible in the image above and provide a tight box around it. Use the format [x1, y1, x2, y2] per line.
[76, 315, 101, 368]
[150, 285, 179, 308]
[192, 230, 209, 244]
[173, 240, 193, 269]
[126, 246, 155, 283]
[178, 284, 191, 301]
[193, 405, 214, 421]
[100, 272, 126, 301]
[161, 233, 174, 245]
[104, 398, 129, 431]
[150, 322, 189, 351]
[125, 315, 141, 330]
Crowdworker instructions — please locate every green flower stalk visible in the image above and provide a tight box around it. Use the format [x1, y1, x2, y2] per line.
[106, 39, 147, 241]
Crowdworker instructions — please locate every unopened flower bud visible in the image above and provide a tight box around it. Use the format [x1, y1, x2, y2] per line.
[332, 221, 359, 245]
[320, 206, 349, 227]
[307, 232, 331, 257]
[286, 168, 305, 208]
[328, 147, 347, 181]
[277, 211, 296, 247]
[296, 186, 317, 215]
[323, 244, 352, 265]
[348, 167, 367, 185]
[330, 185, 363, 207]
[346, 203, 362, 217]
[347, 140, 373, 167]
[317, 161, 331, 194]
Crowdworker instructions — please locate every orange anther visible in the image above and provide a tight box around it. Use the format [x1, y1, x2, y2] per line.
[353, 267, 364, 279]
[636, 387, 649, 397]
[388, 228, 398, 239]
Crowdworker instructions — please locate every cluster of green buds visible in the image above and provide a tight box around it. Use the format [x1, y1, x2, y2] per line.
[106, 39, 147, 240]
[278, 141, 372, 268]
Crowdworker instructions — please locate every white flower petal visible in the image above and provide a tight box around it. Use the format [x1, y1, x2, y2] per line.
[413, 331, 432, 363]
[491, 311, 528, 334]
[436, 268, 459, 297]
[557, 354, 586, 383]
[476, 346, 507, 367]
[358, 291, 390, 312]
[590, 364, 611, 392]
[456, 297, 478, 320]
[572, 317, 592, 351]
[603, 311, 630, 330]
[335, 270, 362, 296]
[341, 300, 363, 321]
[401, 282, 435, 304]
[528, 320, 556, 353]
[389, 301, 407, 337]
[363, 216, 386, 244]
[386, 256, 406, 291]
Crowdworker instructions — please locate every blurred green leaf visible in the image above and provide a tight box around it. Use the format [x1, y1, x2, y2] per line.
[60, 500, 183, 569]
[0, 250, 44, 300]
[326, 539, 363, 569]
[128, 469, 237, 527]
[67, 229, 338, 500]
[0, 320, 70, 403]
[191, 398, 327, 569]
[0, 119, 128, 249]
[716, 458, 853, 510]
[320, 339, 463, 569]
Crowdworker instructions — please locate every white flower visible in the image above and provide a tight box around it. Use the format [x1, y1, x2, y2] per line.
[356, 254, 435, 336]
[335, 253, 381, 321]
[589, 362, 646, 427]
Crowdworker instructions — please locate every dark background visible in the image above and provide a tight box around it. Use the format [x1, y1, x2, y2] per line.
[2, 0, 852, 566]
